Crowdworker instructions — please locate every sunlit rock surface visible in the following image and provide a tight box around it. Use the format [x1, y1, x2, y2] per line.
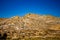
[0, 14, 60, 40]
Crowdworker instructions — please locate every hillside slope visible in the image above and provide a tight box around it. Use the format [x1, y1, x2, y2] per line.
[0, 14, 60, 40]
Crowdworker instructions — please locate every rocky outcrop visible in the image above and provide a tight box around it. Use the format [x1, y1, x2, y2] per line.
[0, 14, 60, 40]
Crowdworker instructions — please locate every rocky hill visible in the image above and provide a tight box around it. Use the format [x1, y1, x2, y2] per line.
[0, 14, 60, 40]
[0, 18, 7, 22]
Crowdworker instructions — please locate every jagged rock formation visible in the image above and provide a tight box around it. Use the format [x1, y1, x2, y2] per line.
[0, 14, 60, 40]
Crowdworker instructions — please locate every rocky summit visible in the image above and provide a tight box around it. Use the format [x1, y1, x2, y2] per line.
[0, 14, 60, 40]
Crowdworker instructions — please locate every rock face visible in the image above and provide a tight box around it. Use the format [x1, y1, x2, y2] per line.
[0, 14, 60, 40]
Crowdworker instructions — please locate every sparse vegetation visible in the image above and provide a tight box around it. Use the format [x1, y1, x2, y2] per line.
[0, 14, 60, 40]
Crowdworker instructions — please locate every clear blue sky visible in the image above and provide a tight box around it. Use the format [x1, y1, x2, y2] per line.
[0, 0, 60, 18]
